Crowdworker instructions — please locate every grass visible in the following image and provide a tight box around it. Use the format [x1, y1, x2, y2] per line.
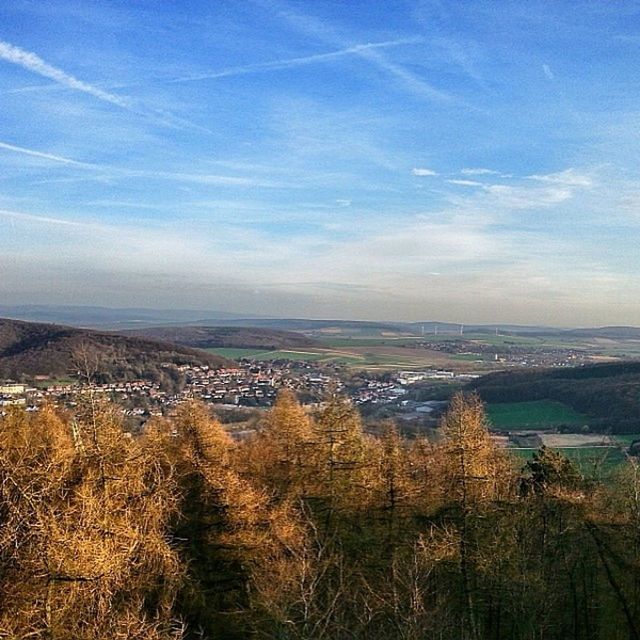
[260, 350, 328, 361]
[206, 345, 450, 369]
[318, 337, 423, 348]
[206, 347, 353, 363]
[612, 433, 640, 445]
[512, 446, 627, 478]
[205, 348, 277, 359]
[487, 400, 589, 430]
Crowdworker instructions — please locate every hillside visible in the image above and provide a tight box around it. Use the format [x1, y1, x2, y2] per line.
[469, 361, 640, 433]
[0, 318, 231, 382]
[123, 325, 319, 350]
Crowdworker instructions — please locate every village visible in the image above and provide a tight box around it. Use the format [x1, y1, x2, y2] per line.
[0, 359, 477, 421]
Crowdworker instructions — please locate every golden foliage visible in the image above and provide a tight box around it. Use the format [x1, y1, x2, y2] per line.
[0, 400, 182, 640]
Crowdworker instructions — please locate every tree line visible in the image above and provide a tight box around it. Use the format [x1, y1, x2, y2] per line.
[470, 363, 640, 433]
[1, 391, 640, 639]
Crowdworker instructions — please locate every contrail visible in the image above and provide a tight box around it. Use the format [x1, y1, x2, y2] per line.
[0, 40, 212, 133]
[0, 40, 129, 108]
[0, 140, 96, 167]
[168, 38, 422, 83]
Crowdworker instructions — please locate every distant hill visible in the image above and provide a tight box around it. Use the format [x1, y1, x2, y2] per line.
[0, 318, 231, 382]
[469, 361, 640, 433]
[123, 326, 320, 350]
[563, 326, 640, 340]
[183, 317, 410, 333]
[0, 304, 260, 329]
[4, 305, 640, 340]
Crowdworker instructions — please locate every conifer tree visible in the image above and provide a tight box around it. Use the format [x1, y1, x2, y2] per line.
[0, 403, 182, 640]
[311, 392, 367, 504]
[243, 388, 313, 498]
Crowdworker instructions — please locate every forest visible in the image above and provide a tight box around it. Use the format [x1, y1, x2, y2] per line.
[1, 391, 640, 639]
[470, 361, 640, 433]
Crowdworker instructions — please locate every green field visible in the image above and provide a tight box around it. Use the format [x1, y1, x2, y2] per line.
[318, 337, 423, 348]
[612, 433, 640, 445]
[512, 446, 627, 478]
[207, 347, 350, 363]
[205, 348, 278, 359]
[487, 400, 589, 430]
[452, 353, 485, 361]
[206, 346, 449, 368]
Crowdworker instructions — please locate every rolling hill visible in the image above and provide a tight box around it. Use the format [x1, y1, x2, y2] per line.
[123, 325, 320, 351]
[0, 318, 231, 382]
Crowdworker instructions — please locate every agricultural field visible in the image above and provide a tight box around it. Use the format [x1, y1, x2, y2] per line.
[203, 325, 640, 372]
[512, 446, 628, 478]
[206, 345, 482, 370]
[611, 433, 640, 445]
[205, 348, 279, 359]
[539, 433, 612, 447]
[486, 400, 590, 430]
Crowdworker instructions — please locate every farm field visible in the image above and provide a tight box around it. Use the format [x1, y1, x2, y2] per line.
[318, 337, 425, 348]
[539, 433, 612, 447]
[205, 348, 279, 359]
[206, 345, 487, 370]
[612, 433, 640, 445]
[512, 446, 628, 478]
[486, 400, 590, 430]
[206, 347, 334, 361]
[202, 327, 640, 372]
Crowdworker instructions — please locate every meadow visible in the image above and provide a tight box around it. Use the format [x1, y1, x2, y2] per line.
[206, 345, 462, 369]
[486, 400, 590, 430]
[512, 446, 628, 479]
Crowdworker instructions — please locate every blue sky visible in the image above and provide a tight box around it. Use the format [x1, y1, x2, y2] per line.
[1, 0, 640, 325]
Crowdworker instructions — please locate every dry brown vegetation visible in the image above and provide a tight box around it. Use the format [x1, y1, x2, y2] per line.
[1, 391, 640, 639]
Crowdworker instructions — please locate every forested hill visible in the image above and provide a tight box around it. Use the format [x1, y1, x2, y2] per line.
[122, 325, 319, 350]
[0, 318, 231, 381]
[469, 361, 640, 432]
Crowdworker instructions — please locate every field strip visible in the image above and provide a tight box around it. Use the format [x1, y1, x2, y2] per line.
[507, 445, 622, 450]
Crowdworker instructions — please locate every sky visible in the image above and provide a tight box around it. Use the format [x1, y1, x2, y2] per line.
[1, 1, 640, 326]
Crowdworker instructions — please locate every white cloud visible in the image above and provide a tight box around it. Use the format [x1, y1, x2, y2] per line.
[460, 167, 500, 175]
[542, 64, 555, 80]
[528, 168, 592, 187]
[447, 179, 482, 186]
[412, 167, 438, 176]
[481, 183, 574, 208]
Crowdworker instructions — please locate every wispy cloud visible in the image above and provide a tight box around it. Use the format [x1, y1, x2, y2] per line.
[448, 179, 482, 186]
[0, 40, 129, 108]
[0, 140, 95, 167]
[542, 63, 555, 80]
[0, 207, 87, 227]
[255, 0, 452, 102]
[169, 39, 419, 83]
[461, 167, 500, 175]
[440, 167, 596, 214]
[412, 167, 438, 176]
[0, 140, 290, 188]
[528, 168, 592, 187]
[0, 39, 210, 133]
